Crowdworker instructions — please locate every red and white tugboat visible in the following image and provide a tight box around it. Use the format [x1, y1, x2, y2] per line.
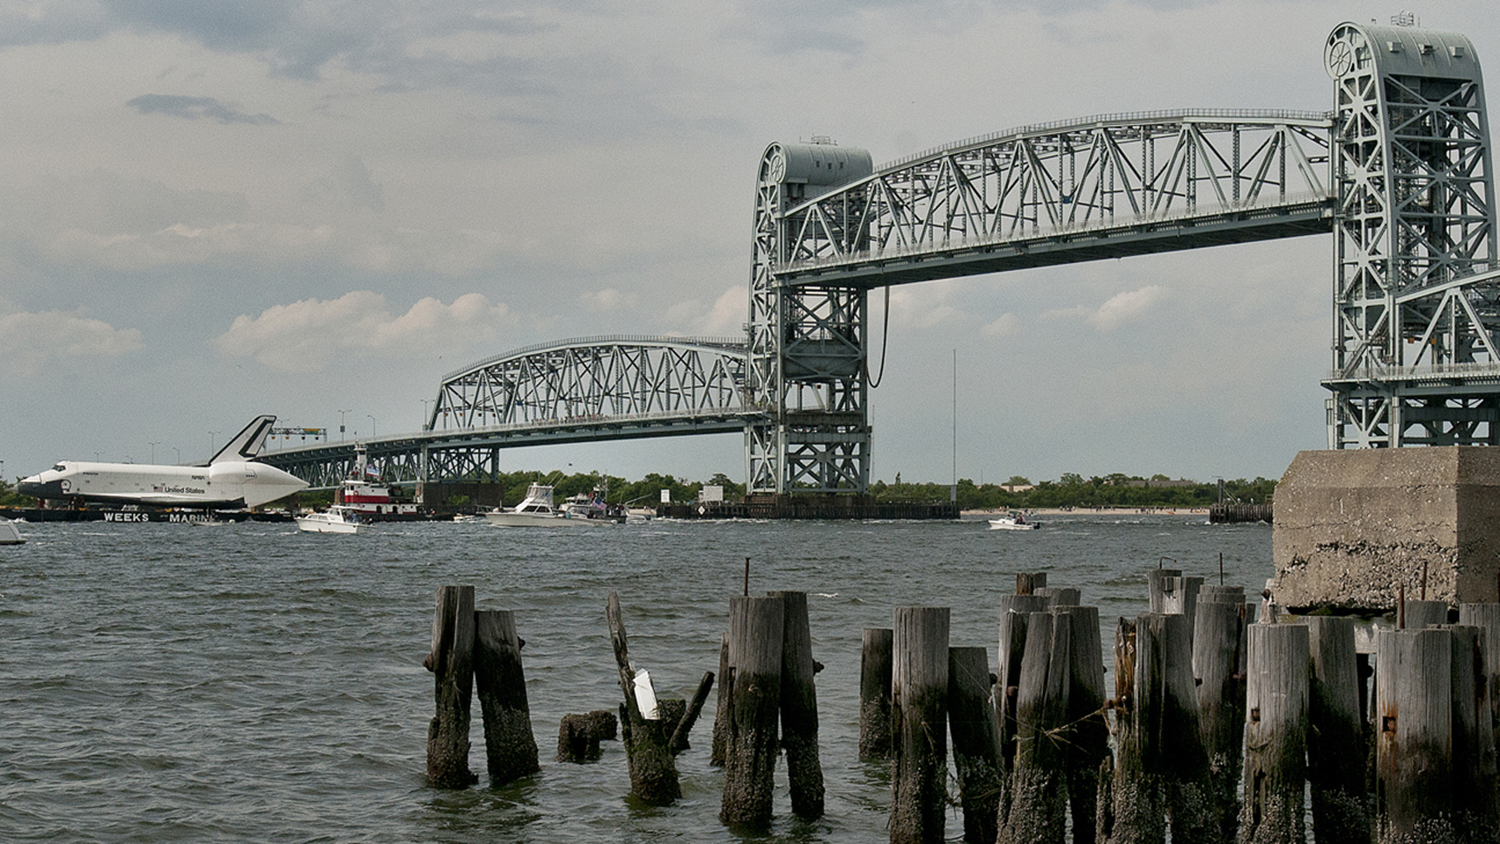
[335, 447, 419, 520]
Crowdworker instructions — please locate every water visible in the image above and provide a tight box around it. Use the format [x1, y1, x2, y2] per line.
[1, 513, 1271, 843]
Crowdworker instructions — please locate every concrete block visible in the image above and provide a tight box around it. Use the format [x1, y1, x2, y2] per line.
[1272, 447, 1500, 611]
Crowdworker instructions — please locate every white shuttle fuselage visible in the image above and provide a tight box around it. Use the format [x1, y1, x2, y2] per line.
[19, 415, 308, 509]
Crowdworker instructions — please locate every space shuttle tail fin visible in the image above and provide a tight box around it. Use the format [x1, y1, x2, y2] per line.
[210, 415, 277, 464]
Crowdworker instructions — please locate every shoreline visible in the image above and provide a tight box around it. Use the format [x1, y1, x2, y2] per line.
[962, 506, 1211, 516]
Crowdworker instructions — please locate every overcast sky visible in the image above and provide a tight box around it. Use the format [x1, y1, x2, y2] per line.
[2, 1, 1497, 486]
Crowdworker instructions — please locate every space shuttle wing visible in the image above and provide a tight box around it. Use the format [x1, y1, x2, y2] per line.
[210, 415, 277, 464]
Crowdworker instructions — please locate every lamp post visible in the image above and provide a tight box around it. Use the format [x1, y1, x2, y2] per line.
[338, 410, 352, 442]
[207, 432, 219, 460]
[173, 447, 181, 464]
[420, 399, 432, 431]
[149, 441, 160, 463]
[367, 415, 376, 438]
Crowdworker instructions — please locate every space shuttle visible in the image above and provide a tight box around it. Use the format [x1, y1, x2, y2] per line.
[18, 416, 308, 509]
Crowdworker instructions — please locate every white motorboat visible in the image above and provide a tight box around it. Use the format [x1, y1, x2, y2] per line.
[485, 484, 623, 527]
[0, 517, 25, 545]
[296, 505, 367, 534]
[988, 512, 1040, 531]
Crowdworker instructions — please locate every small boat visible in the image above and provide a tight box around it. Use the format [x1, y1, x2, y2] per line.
[988, 511, 1040, 531]
[485, 484, 623, 527]
[0, 517, 25, 545]
[296, 505, 366, 534]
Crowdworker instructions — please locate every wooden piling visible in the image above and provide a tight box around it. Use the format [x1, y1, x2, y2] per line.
[473, 609, 539, 784]
[859, 627, 894, 761]
[1241, 623, 1309, 844]
[1192, 599, 1247, 841]
[1055, 605, 1108, 844]
[1147, 568, 1183, 614]
[1151, 612, 1215, 844]
[889, 606, 949, 844]
[1376, 627, 1454, 844]
[1402, 600, 1448, 629]
[1447, 624, 1500, 844]
[711, 632, 730, 766]
[1458, 603, 1500, 775]
[948, 646, 1002, 844]
[1099, 615, 1164, 844]
[1016, 572, 1048, 595]
[770, 590, 824, 819]
[668, 670, 715, 755]
[997, 611, 1070, 844]
[606, 591, 680, 804]
[720, 595, 784, 828]
[996, 594, 1050, 783]
[426, 585, 476, 788]
[1035, 586, 1081, 607]
[1305, 616, 1369, 844]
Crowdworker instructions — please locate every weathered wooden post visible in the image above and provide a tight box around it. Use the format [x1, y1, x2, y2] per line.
[1099, 615, 1165, 844]
[668, 670, 715, 755]
[948, 646, 1002, 844]
[996, 594, 1050, 786]
[557, 710, 616, 762]
[1303, 616, 1369, 844]
[1447, 624, 1500, 844]
[720, 595, 784, 828]
[1016, 572, 1048, 594]
[1193, 599, 1247, 841]
[1154, 612, 1214, 844]
[426, 584, 476, 787]
[1459, 603, 1500, 768]
[1241, 622, 1309, 844]
[860, 627, 894, 761]
[1055, 604, 1108, 843]
[473, 609, 539, 784]
[1147, 568, 1184, 613]
[1035, 586, 1081, 607]
[606, 591, 680, 804]
[770, 590, 824, 819]
[1375, 626, 1454, 844]
[890, 606, 949, 844]
[1402, 600, 1448, 629]
[997, 611, 1070, 844]
[711, 632, 730, 766]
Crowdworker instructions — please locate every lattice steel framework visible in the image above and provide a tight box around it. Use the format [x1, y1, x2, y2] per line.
[751, 113, 1336, 494]
[261, 336, 751, 488]
[1322, 21, 1500, 447]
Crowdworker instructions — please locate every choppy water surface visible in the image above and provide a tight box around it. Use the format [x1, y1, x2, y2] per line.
[1, 513, 1269, 843]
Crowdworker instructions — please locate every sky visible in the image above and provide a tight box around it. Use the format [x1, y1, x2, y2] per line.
[1, 1, 1498, 487]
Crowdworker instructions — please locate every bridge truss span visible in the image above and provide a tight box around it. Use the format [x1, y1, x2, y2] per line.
[776, 109, 1337, 287]
[432, 335, 750, 430]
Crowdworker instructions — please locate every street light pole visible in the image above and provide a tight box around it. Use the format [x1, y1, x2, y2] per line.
[420, 399, 432, 431]
[367, 415, 376, 439]
[149, 441, 160, 463]
[207, 432, 219, 459]
[338, 410, 352, 442]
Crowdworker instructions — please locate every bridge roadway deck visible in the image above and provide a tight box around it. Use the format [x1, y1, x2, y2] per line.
[258, 408, 761, 487]
[778, 199, 1336, 287]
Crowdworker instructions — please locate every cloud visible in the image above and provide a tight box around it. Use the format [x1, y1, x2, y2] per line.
[578, 287, 637, 313]
[0, 308, 143, 377]
[1043, 285, 1168, 331]
[127, 94, 279, 125]
[214, 291, 513, 371]
[1087, 285, 1166, 330]
[982, 313, 1021, 337]
[662, 286, 745, 336]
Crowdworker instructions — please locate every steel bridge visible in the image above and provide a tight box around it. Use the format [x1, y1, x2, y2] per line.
[262, 20, 1497, 496]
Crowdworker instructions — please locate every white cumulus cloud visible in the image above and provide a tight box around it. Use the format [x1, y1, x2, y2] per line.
[215, 291, 513, 371]
[0, 308, 143, 377]
[1086, 285, 1166, 330]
